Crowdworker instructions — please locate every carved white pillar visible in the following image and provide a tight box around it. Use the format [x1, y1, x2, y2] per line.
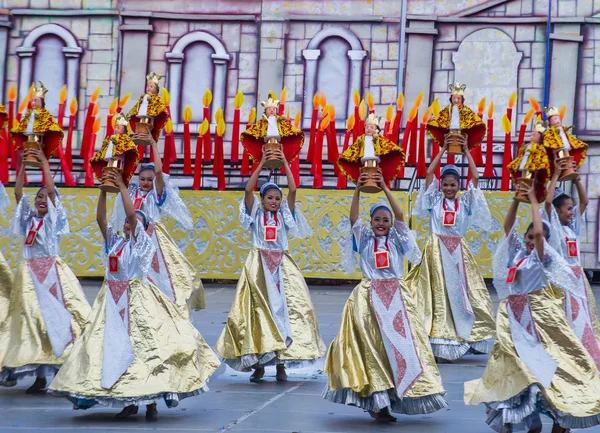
[301, 49, 320, 129]
[0, 16, 11, 103]
[347, 49, 367, 118]
[16, 46, 35, 106]
[63, 46, 82, 113]
[211, 53, 231, 124]
[165, 52, 184, 125]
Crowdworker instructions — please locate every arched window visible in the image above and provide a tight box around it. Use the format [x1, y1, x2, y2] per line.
[302, 27, 367, 128]
[16, 24, 82, 116]
[166, 31, 230, 129]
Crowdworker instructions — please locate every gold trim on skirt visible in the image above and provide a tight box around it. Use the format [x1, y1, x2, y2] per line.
[0, 252, 13, 330]
[214, 247, 325, 370]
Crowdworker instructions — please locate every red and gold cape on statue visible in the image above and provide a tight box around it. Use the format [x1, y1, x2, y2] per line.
[0, 104, 7, 130]
[543, 126, 588, 174]
[337, 135, 406, 184]
[241, 117, 305, 163]
[427, 104, 486, 150]
[127, 94, 170, 141]
[10, 108, 64, 159]
[90, 134, 140, 185]
[507, 141, 551, 202]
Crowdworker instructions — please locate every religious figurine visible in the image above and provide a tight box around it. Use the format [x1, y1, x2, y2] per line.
[427, 82, 486, 155]
[542, 106, 588, 182]
[241, 96, 304, 170]
[507, 120, 551, 203]
[10, 82, 64, 168]
[337, 113, 405, 193]
[127, 72, 170, 146]
[90, 114, 140, 193]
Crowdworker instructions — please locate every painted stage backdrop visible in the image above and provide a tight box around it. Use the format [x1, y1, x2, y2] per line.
[0, 0, 598, 270]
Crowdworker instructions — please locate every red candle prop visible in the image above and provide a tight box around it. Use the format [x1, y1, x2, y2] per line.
[313, 116, 330, 188]
[162, 119, 174, 174]
[278, 87, 286, 116]
[212, 107, 224, 175]
[417, 108, 430, 178]
[529, 96, 542, 118]
[182, 105, 192, 175]
[483, 101, 495, 178]
[384, 105, 393, 141]
[337, 115, 355, 189]
[105, 98, 117, 139]
[65, 98, 77, 169]
[391, 92, 404, 144]
[6, 85, 16, 172]
[116, 92, 131, 114]
[501, 113, 512, 191]
[161, 88, 176, 164]
[80, 86, 101, 157]
[241, 108, 255, 176]
[193, 120, 208, 190]
[214, 119, 226, 190]
[352, 89, 361, 142]
[307, 93, 319, 163]
[398, 106, 417, 179]
[358, 100, 366, 135]
[517, 108, 534, 155]
[407, 109, 418, 167]
[202, 89, 212, 163]
[325, 104, 339, 164]
[57, 85, 67, 129]
[84, 117, 101, 186]
[366, 91, 375, 114]
[291, 111, 301, 185]
[85, 102, 100, 169]
[231, 90, 243, 163]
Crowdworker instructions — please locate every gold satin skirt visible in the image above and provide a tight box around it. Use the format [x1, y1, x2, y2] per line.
[405, 234, 496, 360]
[49, 277, 220, 408]
[464, 286, 600, 430]
[0, 257, 90, 380]
[154, 223, 206, 312]
[322, 279, 448, 414]
[214, 247, 325, 370]
[0, 252, 13, 329]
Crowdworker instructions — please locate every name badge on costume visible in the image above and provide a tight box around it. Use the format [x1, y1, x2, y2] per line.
[506, 266, 518, 284]
[375, 251, 390, 269]
[443, 211, 457, 226]
[264, 225, 277, 242]
[133, 197, 143, 210]
[567, 239, 578, 258]
[109, 255, 120, 273]
[24, 229, 38, 246]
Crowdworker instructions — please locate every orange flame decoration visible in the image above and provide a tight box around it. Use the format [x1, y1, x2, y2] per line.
[59, 85, 67, 104]
[164, 118, 173, 135]
[388, 120, 394, 134]
[508, 91, 517, 109]
[215, 107, 224, 123]
[414, 91, 424, 108]
[431, 98, 440, 117]
[385, 105, 393, 122]
[69, 98, 78, 116]
[91, 87, 101, 104]
[328, 104, 336, 119]
[216, 118, 226, 136]
[248, 107, 256, 124]
[183, 105, 192, 123]
[522, 108, 535, 125]
[318, 91, 327, 108]
[559, 104, 566, 121]
[313, 93, 319, 110]
[347, 114, 355, 131]
[294, 111, 301, 128]
[234, 90, 244, 109]
[286, 106, 291, 120]
[199, 119, 209, 136]
[421, 107, 431, 124]
[366, 91, 374, 110]
[358, 100, 367, 120]
[8, 84, 16, 102]
[92, 102, 100, 117]
[501, 114, 511, 135]
[202, 89, 212, 107]
[319, 114, 331, 131]
[477, 97, 486, 115]
[119, 93, 131, 108]
[487, 101, 495, 120]
[161, 88, 170, 106]
[279, 86, 287, 105]
[28, 83, 35, 99]
[408, 105, 418, 122]
[353, 88, 360, 107]
[18, 96, 29, 113]
[529, 96, 540, 115]
[92, 117, 101, 134]
[396, 92, 404, 110]
[108, 98, 118, 115]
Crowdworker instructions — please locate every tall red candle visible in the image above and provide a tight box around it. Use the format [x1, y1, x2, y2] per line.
[407, 110, 418, 166]
[202, 89, 212, 163]
[278, 87, 287, 116]
[214, 120, 226, 190]
[307, 94, 319, 163]
[501, 113, 512, 191]
[483, 101, 495, 178]
[193, 120, 207, 190]
[431, 140, 440, 179]
[313, 129, 325, 188]
[181, 105, 192, 174]
[417, 122, 427, 177]
[241, 109, 255, 176]
[0, 133, 7, 183]
[80, 87, 101, 157]
[65, 98, 77, 169]
[231, 90, 243, 163]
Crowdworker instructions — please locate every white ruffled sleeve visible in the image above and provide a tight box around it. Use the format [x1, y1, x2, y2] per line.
[47, 193, 70, 237]
[111, 182, 138, 231]
[130, 220, 156, 276]
[104, 223, 121, 255]
[154, 173, 193, 229]
[492, 225, 524, 300]
[413, 179, 441, 218]
[339, 217, 368, 273]
[544, 206, 563, 253]
[389, 219, 422, 265]
[535, 238, 582, 298]
[281, 199, 312, 239]
[0, 183, 9, 218]
[13, 195, 35, 237]
[462, 181, 491, 232]
[570, 205, 586, 237]
[238, 196, 258, 231]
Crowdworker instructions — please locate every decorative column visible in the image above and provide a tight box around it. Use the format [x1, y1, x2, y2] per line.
[119, 14, 153, 98]
[548, 23, 583, 126]
[211, 53, 231, 123]
[301, 49, 320, 128]
[16, 46, 35, 104]
[347, 49, 367, 118]
[0, 12, 12, 103]
[63, 46, 82, 110]
[165, 52, 184, 125]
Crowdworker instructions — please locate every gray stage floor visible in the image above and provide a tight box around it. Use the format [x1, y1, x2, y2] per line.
[1, 281, 599, 433]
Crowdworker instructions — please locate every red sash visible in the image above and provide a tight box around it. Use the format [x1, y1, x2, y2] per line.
[109, 242, 127, 274]
[506, 256, 527, 284]
[374, 236, 390, 269]
[24, 218, 44, 247]
[442, 198, 458, 226]
[263, 211, 279, 242]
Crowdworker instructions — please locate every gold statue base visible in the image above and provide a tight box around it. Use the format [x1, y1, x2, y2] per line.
[444, 130, 467, 155]
[360, 160, 381, 194]
[132, 116, 154, 146]
[557, 150, 578, 182]
[515, 173, 533, 203]
[23, 135, 44, 167]
[263, 138, 283, 170]
[100, 166, 124, 193]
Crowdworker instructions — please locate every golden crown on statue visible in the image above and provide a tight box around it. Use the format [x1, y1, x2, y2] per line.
[145, 72, 163, 85]
[261, 97, 279, 109]
[448, 82, 467, 96]
[534, 120, 547, 134]
[33, 81, 49, 99]
[114, 113, 129, 127]
[365, 113, 381, 127]
[545, 106, 560, 118]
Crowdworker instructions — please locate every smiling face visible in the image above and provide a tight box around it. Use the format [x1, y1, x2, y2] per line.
[524, 227, 536, 253]
[451, 94, 463, 106]
[365, 124, 377, 136]
[35, 187, 48, 215]
[556, 197, 575, 225]
[549, 115, 561, 127]
[371, 209, 393, 237]
[114, 124, 127, 135]
[139, 169, 154, 192]
[146, 82, 158, 95]
[441, 174, 459, 199]
[31, 97, 43, 110]
[265, 106, 277, 117]
[261, 189, 282, 213]
[123, 213, 146, 239]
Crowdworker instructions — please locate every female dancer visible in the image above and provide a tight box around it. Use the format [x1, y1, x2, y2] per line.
[49, 170, 219, 420]
[323, 172, 447, 422]
[465, 183, 600, 433]
[112, 132, 204, 314]
[0, 182, 14, 350]
[545, 158, 600, 369]
[0, 150, 90, 393]
[215, 149, 325, 382]
[407, 141, 495, 361]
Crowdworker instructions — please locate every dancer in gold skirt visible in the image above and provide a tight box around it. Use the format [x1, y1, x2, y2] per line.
[0, 182, 14, 337]
[112, 132, 204, 315]
[323, 171, 447, 422]
[464, 183, 600, 433]
[49, 171, 220, 421]
[407, 141, 495, 361]
[214, 149, 325, 382]
[0, 150, 90, 393]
